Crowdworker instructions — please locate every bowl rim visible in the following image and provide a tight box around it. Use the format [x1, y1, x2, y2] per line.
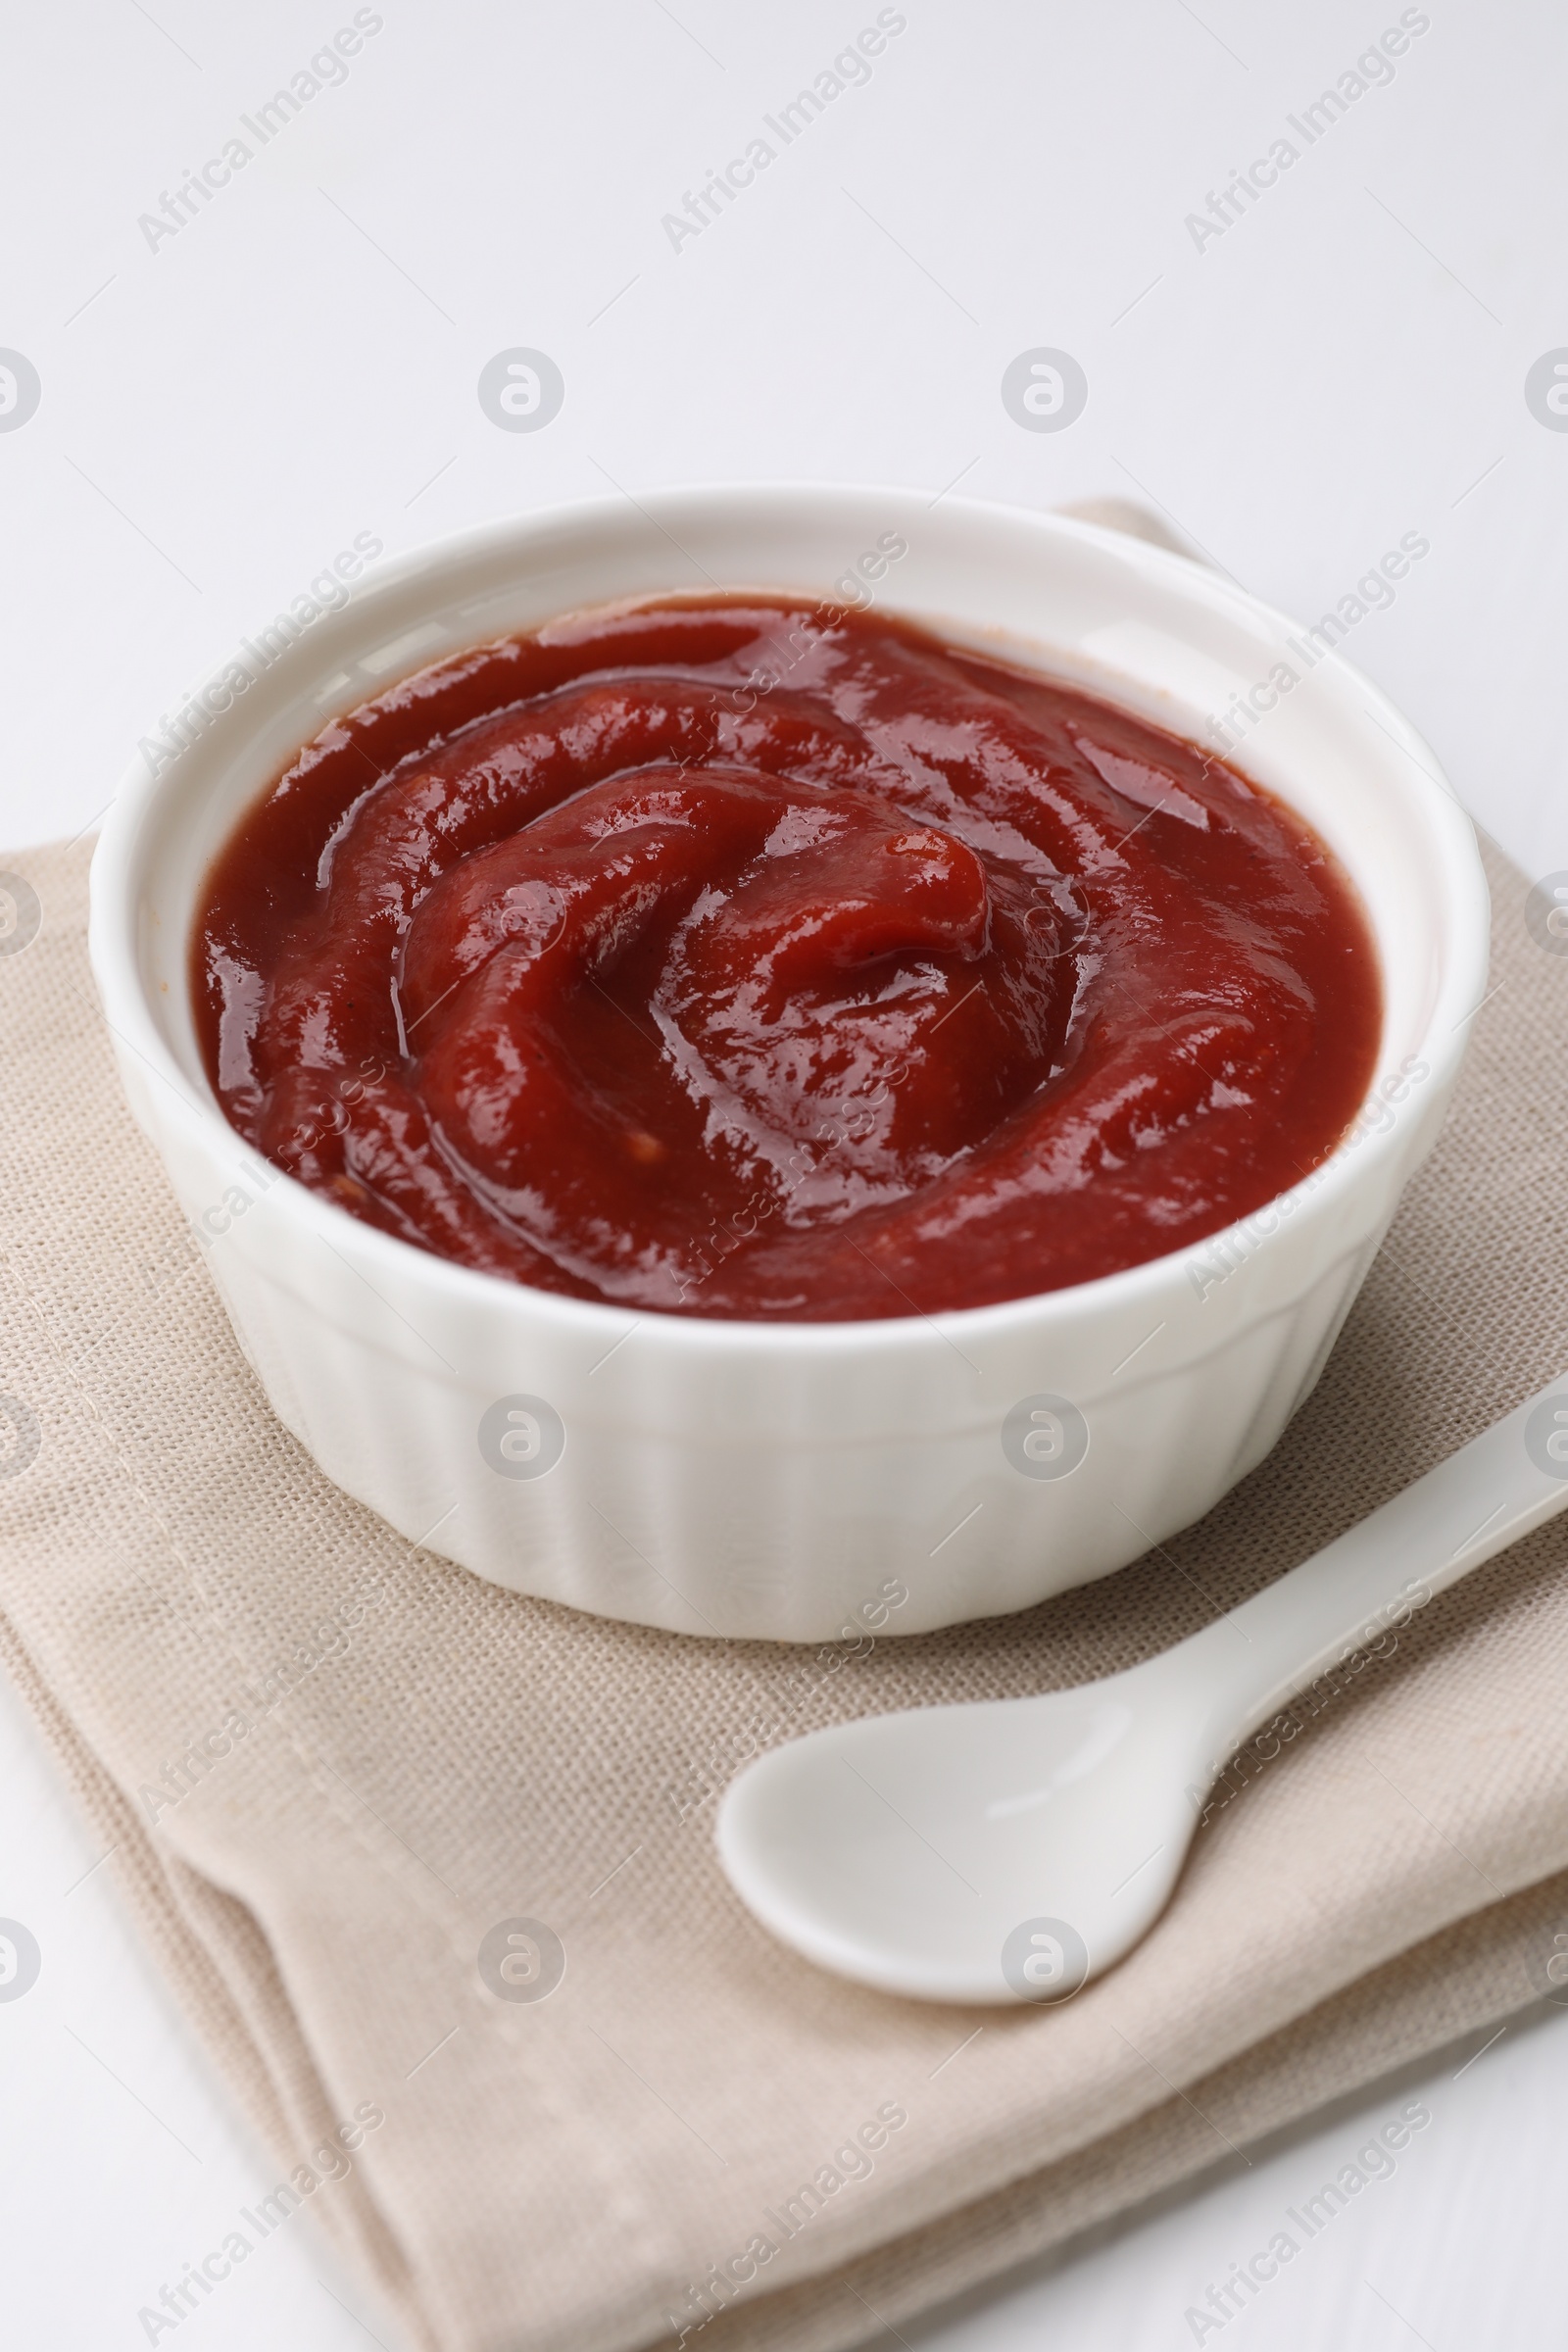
[88, 481, 1492, 1363]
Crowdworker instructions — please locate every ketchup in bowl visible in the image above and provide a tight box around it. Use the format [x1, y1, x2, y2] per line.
[193, 598, 1380, 1321]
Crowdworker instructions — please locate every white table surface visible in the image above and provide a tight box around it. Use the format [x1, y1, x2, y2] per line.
[4, 1, 1567, 2344]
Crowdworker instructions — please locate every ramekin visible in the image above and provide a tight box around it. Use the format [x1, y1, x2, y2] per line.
[88, 488, 1490, 1642]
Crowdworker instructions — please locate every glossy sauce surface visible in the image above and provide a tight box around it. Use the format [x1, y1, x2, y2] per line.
[194, 598, 1381, 1320]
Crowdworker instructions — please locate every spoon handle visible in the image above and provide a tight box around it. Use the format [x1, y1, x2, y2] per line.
[1180, 1377, 1568, 1766]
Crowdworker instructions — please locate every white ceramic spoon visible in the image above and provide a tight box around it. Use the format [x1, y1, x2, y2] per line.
[717, 1378, 1568, 2005]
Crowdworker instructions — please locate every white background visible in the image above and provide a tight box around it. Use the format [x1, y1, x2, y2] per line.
[4, 1, 1568, 2345]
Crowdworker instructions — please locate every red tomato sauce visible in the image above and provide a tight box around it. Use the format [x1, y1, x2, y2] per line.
[192, 598, 1381, 1320]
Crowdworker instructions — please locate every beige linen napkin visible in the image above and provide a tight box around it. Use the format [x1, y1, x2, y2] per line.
[4, 832, 1568, 2352]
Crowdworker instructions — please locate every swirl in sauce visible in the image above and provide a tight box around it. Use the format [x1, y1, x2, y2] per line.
[194, 599, 1381, 1320]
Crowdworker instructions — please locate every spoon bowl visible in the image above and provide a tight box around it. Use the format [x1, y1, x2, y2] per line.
[718, 1677, 1200, 2003]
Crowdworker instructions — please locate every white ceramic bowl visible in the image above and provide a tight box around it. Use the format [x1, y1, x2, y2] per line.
[89, 488, 1490, 1642]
